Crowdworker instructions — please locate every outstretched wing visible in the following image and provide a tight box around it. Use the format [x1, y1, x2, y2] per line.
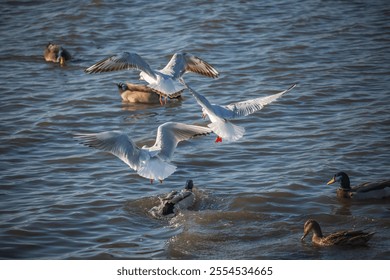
[162, 53, 219, 79]
[151, 122, 212, 161]
[84, 52, 157, 79]
[185, 83, 222, 120]
[223, 83, 297, 119]
[75, 131, 142, 171]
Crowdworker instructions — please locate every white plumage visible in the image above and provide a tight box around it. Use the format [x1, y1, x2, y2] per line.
[185, 83, 297, 142]
[75, 122, 211, 183]
[85, 52, 219, 98]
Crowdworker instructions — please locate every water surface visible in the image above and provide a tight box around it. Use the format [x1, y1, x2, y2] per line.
[0, 0, 389, 259]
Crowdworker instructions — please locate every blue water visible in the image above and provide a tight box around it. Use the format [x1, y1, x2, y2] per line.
[0, 0, 389, 259]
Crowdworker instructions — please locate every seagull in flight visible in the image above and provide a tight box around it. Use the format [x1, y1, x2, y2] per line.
[84, 52, 219, 103]
[185, 82, 297, 142]
[75, 122, 211, 183]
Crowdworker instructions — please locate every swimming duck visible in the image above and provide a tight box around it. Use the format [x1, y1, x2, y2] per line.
[327, 171, 390, 199]
[301, 219, 375, 246]
[149, 179, 195, 218]
[116, 82, 181, 104]
[84, 52, 219, 101]
[44, 42, 71, 66]
[184, 82, 296, 142]
[75, 122, 211, 183]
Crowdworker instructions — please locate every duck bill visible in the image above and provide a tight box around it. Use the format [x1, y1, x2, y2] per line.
[59, 56, 65, 66]
[327, 177, 336, 185]
[301, 233, 308, 241]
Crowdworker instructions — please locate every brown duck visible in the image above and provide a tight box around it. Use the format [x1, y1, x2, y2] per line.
[301, 219, 375, 246]
[116, 82, 181, 104]
[44, 43, 71, 66]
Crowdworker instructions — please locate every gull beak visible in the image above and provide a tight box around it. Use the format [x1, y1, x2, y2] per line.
[327, 177, 336, 185]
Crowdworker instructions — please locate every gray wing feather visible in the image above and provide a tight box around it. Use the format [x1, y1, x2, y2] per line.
[75, 131, 142, 171]
[163, 53, 219, 79]
[224, 84, 297, 119]
[84, 52, 157, 79]
[152, 122, 212, 161]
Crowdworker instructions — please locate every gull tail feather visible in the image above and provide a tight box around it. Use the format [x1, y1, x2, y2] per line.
[137, 158, 177, 182]
[208, 120, 245, 142]
[148, 79, 185, 97]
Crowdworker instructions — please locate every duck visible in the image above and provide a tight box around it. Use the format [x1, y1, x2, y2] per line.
[327, 171, 390, 199]
[184, 82, 296, 142]
[44, 42, 71, 66]
[149, 179, 195, 218]
[84, 52, 219, 103]
[301, 219, 375, 246]
[74, 122, 211, 183]
[116, 82, 181, 104]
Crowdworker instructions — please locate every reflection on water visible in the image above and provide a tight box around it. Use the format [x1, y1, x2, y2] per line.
[0, 0, 389, 259]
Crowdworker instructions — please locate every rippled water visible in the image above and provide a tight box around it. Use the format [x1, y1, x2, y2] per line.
[1, 0, 389, 259]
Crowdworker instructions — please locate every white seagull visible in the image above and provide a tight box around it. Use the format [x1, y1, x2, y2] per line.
[75, 122, 211, 183]
[84, 52, 219, 103]
[185, 83, 297, 142]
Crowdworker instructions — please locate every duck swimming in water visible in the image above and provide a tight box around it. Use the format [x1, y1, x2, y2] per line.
[44, 42, 71, 66]
[149, 180, 195, 218]
[116, 82, 181, 104]
[301, 219, 375, 246]
[84, 52, 219, 103]
[327, 171, 390, 199]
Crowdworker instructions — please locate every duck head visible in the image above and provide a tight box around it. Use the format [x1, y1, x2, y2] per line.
[185, 179, 193, 190]
[116, 82, 128, 93]
[55, 47, 66, 66]
[301, 219, 323, 241]
[327, 171, 351, 190]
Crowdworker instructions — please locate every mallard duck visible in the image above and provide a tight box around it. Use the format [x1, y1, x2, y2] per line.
[184, 82, 296, 142]
[327, 171, 390, 199]
[74, 122, 211, 183]
[44, 42, 71, 66]
[116, 82, 181, 104]
[84, 52, 219, 101]
[301, 219, 375, 246]
[149, 179, 195, 218]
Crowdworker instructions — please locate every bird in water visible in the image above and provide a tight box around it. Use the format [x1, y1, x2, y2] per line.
[75, 122, 211, 183]
[84, 52, 219, 104]
[301, 219, 375, 246]
[327, 171, 390, 199]
[44, 42, 71, 66]
[185, 82, 296, 142]
[116, 82, 181, 104]
[149, 179, 196, 219]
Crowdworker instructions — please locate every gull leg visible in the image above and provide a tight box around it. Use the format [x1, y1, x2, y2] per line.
[159, 95, 164, 106]
[215, 136, 223, 143]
